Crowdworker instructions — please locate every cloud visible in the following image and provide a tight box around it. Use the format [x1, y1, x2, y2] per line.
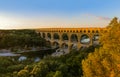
[85, 13, 111, 21]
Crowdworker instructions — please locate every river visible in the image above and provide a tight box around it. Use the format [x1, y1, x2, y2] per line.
[0, 48, 56, 62]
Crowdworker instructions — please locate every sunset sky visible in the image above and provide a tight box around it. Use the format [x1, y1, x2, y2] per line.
[0, 0, 120, 29]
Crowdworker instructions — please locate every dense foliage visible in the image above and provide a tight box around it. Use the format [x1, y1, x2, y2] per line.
[82, 17, 120, 77]
[0, 30, 46, 49]
[16, 46, 95, 77]
[0, 56, 36, 77]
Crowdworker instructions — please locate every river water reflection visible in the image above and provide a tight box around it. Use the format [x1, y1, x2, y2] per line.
[0, 51, 43, 62]
[0, 48, 56, 62]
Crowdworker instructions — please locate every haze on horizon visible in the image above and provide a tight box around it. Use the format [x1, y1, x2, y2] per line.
[0, 0, 120, 29]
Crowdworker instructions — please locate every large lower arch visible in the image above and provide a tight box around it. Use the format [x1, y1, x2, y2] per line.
[38, 32, 41, 37]
[46, 41, 51, 47]
[70, 34, 78, 42]
[52, 42, 59, 48]
[42, 33, 46, 38]
[61, 43, 68, 49]
[62, 33, 69, 41]
[93, 34, 99, 41]
[53, 33, 60, 40]
[80, 34, 90, 44]
[47, 33, 51, 39]
[70, 44, 77, 50]
[92, 34, 99, 45]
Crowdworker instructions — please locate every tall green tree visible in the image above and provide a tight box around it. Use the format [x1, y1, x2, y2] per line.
[82, 17, 120, 77]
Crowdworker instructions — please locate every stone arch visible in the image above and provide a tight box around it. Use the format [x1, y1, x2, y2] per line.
[80, 34, 90, 44]
[83, 30, 86, 33]
[73, 30, 75, 32]
[62, 33, 69, 41]
[53, 33, 60, 40]
[38, 32, 41, 37]
[47, 33, 51, 39]
[70, 34, 78, 42]
[92, 30, 95, 33]
[88, 30, 90, 33]
[53, 42, 59, 48]
[70, 43, 77, 50]
[42, 33, 45, 38]
[61, 43, 68, 49]
[46, 41, 51, 47]
[76, 30, 78, 33]
[80, 30, 82, 33]
[64, 30, 66, 32]
[96, 30, 99, 33]
[92, 34, 99, 45]
[93, 34, 99, 41]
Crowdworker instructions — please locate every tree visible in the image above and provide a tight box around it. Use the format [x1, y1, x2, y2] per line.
[82, 17, 120, 77]
[109, 17, 118, 26]
[53, 71, 63, 77]
[0, 30, 46, 49]
[30, 62, 49, 77]
[17, 69, 29, 77]
[46, 71, 55, 77]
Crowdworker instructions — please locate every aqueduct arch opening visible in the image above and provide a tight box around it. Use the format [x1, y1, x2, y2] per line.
[47, 33, 51, 39]
[53, 33, 60, 40]
[80, 34, 90, 44]
[70, 34, 78, 42]
[61, 43, 68, 49]
[38, 32, 41, 37]
[53, 42, 59, 48]
[62, 33, 69, 41]
[92, 34, 99, 45]
[42, 33, 45, 38]
[93, 34, 99, 41]
[70, 44, 77, 50]
[46, 41, 51, 47]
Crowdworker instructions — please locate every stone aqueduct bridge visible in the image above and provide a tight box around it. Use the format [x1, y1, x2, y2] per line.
[36, 28, 108, 52]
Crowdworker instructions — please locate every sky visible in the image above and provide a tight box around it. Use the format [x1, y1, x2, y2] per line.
[0, 0, 120, 29]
